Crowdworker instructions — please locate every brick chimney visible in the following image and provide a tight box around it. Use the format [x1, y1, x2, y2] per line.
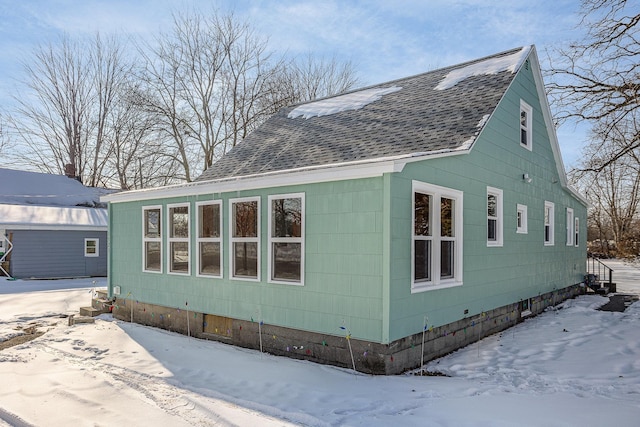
[64, 163, 82, 183]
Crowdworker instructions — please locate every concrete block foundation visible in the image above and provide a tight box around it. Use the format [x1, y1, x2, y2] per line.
[111, 284, 584, 375]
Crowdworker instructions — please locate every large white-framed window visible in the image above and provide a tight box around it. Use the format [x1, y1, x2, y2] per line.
[230, 197, 260, 281]
[566, 207, 574, 246]
[412, 181, 463, 293]
[268, 193, 304, 285]
[544, 201, 555, 246]
[196, 200, 222, 277]
[84, 238, 99, 257]
[487, 187, 503, 246]
[167, 203, 190, 275]
[516, 204, 528, 234]
[142, 205, 162, 273]
[575, 217, 580, 247]
[520, 100, 533, 150]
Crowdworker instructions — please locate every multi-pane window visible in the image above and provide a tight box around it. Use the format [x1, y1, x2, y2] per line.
[168, 204, 190, 274]
[516, 204, 528, 234]
[197, 201, 222, 277]
[520, 100, 533, 150]
[414, 192, 432, 282]
[84, 238, 99, 257]
[566, 208, 574, 246]
[544, 201, 555, 246]
[487, 187, 503, 246]
[575, 217, 580, 247]
[143, 206, 162, 272]
[231, 197, 260, 280]
[412, 181, 463, 292]
[269, 194, 304, 284]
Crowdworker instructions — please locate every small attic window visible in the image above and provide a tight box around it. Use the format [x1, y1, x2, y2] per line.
[520, 100, 533, 150]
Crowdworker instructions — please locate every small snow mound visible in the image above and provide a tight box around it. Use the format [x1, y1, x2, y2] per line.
[287, 86, 402, 119]
[435, 46, 531, 90]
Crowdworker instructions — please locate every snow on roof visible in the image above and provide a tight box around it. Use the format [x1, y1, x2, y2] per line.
[434, 46, 531, 90]
[287, 86, 402, 119]
[0, 168, 105, 207]
[0, 203, 107, 230]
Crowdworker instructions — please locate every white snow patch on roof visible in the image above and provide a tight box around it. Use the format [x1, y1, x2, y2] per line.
[0, 203, 108, 229]
[457, 114, 491, 151]
[476, 114, 491, 129]
[288, 86, 402, 119]
[435, 46, 531, 90]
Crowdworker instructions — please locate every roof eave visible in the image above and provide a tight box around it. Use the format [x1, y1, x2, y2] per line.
[102, 149, 471, 204]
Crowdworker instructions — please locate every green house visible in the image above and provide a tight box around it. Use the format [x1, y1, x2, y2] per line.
[103, 46, 587, 374]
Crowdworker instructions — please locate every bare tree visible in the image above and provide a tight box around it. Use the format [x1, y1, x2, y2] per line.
[572, 120, 640, 255]
[546, 0, 640, 170]
[10, 35, 92, 178]
[135, 10, 274, 181]
[0, 113, 6, 156]
[8, 33, 142, 187]
[137, 9, 361, 182]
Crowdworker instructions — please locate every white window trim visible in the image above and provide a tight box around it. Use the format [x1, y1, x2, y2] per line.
[230, 196, 261, 282]
[268, 193, 305, 286]
[566, 207, 574, 246]
[487, 187, 503, 247]
[167, 203, 191, 276]
[411, 181, 464, 293]
[516, 204, 528, 234]
[196, 200, 223, 278]
[520, 100, 533, 151]
[142, 205, 163, 274]
[84, 238, 99, 257]
[575, 217, 580, 247]
[544, 201, 555, 246]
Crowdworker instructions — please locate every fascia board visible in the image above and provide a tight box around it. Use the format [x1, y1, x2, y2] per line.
[528, 47, 588, 207]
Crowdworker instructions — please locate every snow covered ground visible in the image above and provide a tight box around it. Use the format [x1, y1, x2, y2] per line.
[0, 260, 639, 426]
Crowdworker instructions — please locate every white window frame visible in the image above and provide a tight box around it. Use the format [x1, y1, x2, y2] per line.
[516, 204, 528, 234]
[84, 238, 99, 257]
[520, 100, 533, 150]
[142, 205, 163, 273]
[575, 217, 580, 247]
[230, 196, 261, 282]
[544, 201, 555, 246]
[268, 193, 305, 286]
[196, 200, 223, 278]
[167, 203, 190, 275]
[487, 187, 503, 247]
[566, 207, 574, 246]
[411, 181, 464, 293]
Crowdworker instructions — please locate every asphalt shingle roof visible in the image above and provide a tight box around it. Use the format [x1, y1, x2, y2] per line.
[197, 47, 527, 182]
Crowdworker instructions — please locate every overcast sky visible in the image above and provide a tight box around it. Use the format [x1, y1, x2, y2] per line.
[0, 0, 587, 167]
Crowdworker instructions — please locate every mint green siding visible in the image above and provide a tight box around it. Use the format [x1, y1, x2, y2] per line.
[385, 60, 586, 341]
[107, 59, 586, 345]
[109, 179, 386, 342]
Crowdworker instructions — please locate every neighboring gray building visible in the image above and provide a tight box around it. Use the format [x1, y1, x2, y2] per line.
[0, 168, 109, 279]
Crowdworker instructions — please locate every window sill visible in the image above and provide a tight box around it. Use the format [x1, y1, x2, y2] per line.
[268, 279, 304, 286]
[411, 280, 463, 294]
[196, 273, 223, 279]
[230, 276, 261, 283]
[168, 271, 190, 276]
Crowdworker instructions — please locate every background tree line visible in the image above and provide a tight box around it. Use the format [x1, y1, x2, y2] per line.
[547, 0, 640, 257]
[1, 9, 359, 189]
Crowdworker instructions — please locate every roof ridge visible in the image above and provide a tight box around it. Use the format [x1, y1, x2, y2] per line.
[284, 46, 529, 109]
